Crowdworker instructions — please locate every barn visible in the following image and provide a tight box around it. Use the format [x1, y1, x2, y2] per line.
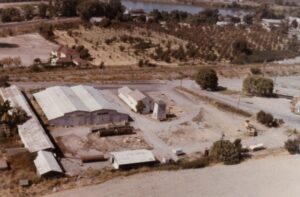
[33, 85, 129, 127]
[118, 86, 154, 114]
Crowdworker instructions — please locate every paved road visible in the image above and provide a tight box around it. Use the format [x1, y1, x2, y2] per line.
[47, 155, 300, 197]
[0, 17, 80, 28]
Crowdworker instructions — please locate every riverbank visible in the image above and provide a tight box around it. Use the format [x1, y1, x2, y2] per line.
[122, 0, 260, 10]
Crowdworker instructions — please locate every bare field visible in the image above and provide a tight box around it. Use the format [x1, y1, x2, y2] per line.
[0, 33, 57, 66]
[46, 154, 300, 197]
[54, 25, 190, 66]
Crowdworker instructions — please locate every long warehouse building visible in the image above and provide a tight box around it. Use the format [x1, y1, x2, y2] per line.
[33, 85, 129, 127]
[0, 85, 54, 152]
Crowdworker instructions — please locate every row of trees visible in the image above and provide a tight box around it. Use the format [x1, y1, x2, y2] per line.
[0, 0, 124, 22]
[195, 68, 274, 97]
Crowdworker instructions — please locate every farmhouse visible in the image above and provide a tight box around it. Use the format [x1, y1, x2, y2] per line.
[33, 85, 129, 127]
[118, 86, 154, 114]
[0, 85, 54, 152]
[110, 149, 156, 169]
[34, 150, 63, 178]
[51, 46, 87, 66]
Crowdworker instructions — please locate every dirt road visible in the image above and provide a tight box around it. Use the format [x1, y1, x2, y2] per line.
[46, 154, 300, 197]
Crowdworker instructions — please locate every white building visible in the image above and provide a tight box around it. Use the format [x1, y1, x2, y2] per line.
[118, 86, 154, 114]
[34, 150, 63, 177]
[152, 100, 167, 121]
[110, 149, 156, 169]
[261, 19, 282, 31]
[0, 85, 54, 152]
[33, 85, 129, 127]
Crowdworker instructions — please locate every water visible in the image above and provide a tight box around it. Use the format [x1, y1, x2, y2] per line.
[121, 0, 250, 16]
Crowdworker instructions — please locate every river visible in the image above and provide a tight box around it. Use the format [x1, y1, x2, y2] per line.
[121, 0, 250, 16]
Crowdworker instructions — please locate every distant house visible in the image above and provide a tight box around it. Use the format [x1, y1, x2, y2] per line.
[110, 149, 156, 170]
[124, 9, 146, 21]
[34, 150, 63, 178]
[51, 46, 87, 66]
[118, 86, 154, 114]
[89, 17, 104, 25]
[261, 19, 282, 31]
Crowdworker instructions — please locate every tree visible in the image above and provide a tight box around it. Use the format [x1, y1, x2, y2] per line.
[1, 7, 22, 22]
[39, 23, 55, 41]
[22, 4, 35, 20]
[232, 39, 252, 56]
[0, 75, 10, 88]
[77, 0, 104, 21]
[210, 139, 242, 165]
[243, 14, 253, 25]
[8, 107, 29, 127]
[53, 0, 80, 17]
[196, 68, 218, 91]
[38, 3, 49, 18]
[136, 100, 145, 114]
[0, 101, 11, 119]
[105, 0, 125, 19]
[72, 45, 92, 60]
[243, 76, 274, 97]
[256, 110, 277, 127]
[285, 139, 300, 154]
[291, 19, 298, 29]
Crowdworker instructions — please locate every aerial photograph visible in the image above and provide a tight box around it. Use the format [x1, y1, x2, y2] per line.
[2, 0, 300, 196]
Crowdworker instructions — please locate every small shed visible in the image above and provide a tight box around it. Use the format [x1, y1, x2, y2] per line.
[152, 100, 167, 121]
[110, 149, 156, 170]
[34, 151, 63, 178]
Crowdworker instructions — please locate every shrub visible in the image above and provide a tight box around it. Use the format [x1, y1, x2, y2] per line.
[196, 68, 218, 91]
[256, 110, 277, 127]
[250, 67, 262, 75]
[243, 76, 273, 97]
[0, 75, 10, 87]
[210, 139, 242, 165]
[136, 101, 145, 114]
[180, 156, 210, 169]
[39, 23, 55, 41]
[72, 45, 92, 60]
[1, 7, 22, 22]
[285, 139, 300, 154]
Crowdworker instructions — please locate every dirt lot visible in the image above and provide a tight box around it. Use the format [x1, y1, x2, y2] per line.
[47, 154, 300, 197]
[0, 33, 57, 66]
[49, 126, 150, 176]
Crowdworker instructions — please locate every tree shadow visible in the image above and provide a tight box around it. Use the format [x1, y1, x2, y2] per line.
[0, 43, 19, 48]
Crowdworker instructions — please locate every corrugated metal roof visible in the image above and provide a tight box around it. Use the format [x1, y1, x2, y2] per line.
[129, 90, 147, 101]
[111, 149, 156, 166]
[34, 85, 126, 121]
[71, 85, 116, 111]
[118, 86, 133, 96]
[34, 151, 63, 176]
[0, 85, 54, 152]
[118, 86, 147, 102]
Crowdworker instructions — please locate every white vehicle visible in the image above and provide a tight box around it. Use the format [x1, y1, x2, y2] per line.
[249, 143, 265, 152]
[172, 148, 185, 156]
